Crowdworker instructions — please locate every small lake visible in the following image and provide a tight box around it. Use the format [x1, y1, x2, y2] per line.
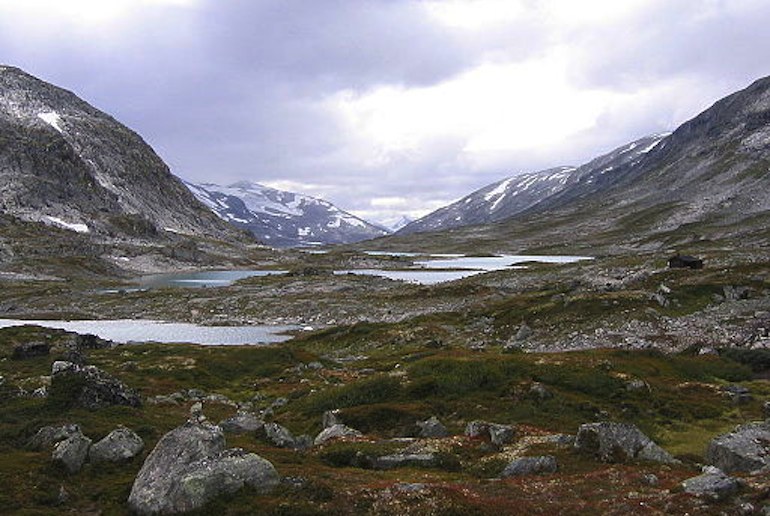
[136, 270, 287, 289]
[0, 319, 297, 345]
[337, 254, 591, 285]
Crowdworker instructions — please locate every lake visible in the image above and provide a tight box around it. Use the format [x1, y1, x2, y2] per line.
[0, 319, 297, 345]
[136, 270, 287, 289]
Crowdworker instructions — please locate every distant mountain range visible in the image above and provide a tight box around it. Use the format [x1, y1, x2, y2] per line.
[185, 181, 388, 247]
[399, 134, 669, 235]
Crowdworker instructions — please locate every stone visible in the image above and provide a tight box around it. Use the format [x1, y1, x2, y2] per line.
[626, 379, 649, 392]
[314, 424, 363, 446]
[722, 385, 752, 404]
[574, 422, 677, 464]
[52, 432, 92, 474]
[529, 382, 552, 400]
[89, 426, 144, 463]
[373, 453, 438, 470]
[465, 421, 516, 446]
[417, 416, 449, 438]
[28, 424, 82, 450]
[515, 324, 533, 341]
[500, 455, 558, 477]
[322, 409, 342, 429]
[49, 361, 141, 410]
[128, 420, 279, 514]
[219, 412, 264, 434]
[642, 473, 659, 486]
[763, 401, 770, 418]
[681, 469, 740, 500]
[706, 421, 770, 473]
[264, 422, 297, 448]
[11, 342, 50, 360]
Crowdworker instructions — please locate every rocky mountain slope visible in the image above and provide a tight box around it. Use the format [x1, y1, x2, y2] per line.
[399, 134, 668, 235]
[186, 181, 388, 247]
[0, 66, 245, 243]
[377, 75, 770, 253]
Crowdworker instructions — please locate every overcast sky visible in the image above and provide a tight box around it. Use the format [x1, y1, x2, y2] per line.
[1, 0, 769, 227]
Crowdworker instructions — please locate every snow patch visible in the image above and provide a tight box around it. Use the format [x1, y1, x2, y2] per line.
[37, 112, 64, 133]
[45, 216, 89, 233]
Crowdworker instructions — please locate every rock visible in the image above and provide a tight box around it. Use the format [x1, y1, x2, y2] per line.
[56, 485, 70, 505]
[417, 416, 449, 438]
[706, 421, 770, 473]
[642, 473, 659, 486]
[625, 379, 649, 392]
[52, 432, 92, 473]
[373, 453, 438, 470]
[515, 324, 533, 341]
[763, 401, 770, 418]
[314, 424, 363, 446]
[681, 468, 740, 500]
[11, 342, 51, 360]
[264, 422, 297, 448]
[49, 361, 141, 410]
[219, 412, 264, 434]
[500, 455, 558, 477]
[60, 348, 87, 365]
[294, 434, 314, 450]
[465, 421, 516, 446]
[89, 426, 144, 463]
[574, 422, 677, 464]
[722, 385, 752, 404]
[322, 409, 342, 429]
[128, 420, 279, 514]
[28, 424, 82, 450]
[724, 285, 752, 301]
[271, 397, 288, 409]
[190, 402, 205, 422]
[529, 382, 552, 400]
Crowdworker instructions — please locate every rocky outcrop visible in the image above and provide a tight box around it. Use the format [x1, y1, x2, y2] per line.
[416, 417, 449, 438]
[681, 467, 741, 500]
[89, 426, 144, 464]
[706, 421, 770, 473]
[574, 422, 677, 464]
[500, 456, 558, 477]
[52, 431, 92, 474]
[49, 361, 141, 409]
[128, 419, 279, 514]
[314, 424, 363, 446]
[465, 421, 516, 447]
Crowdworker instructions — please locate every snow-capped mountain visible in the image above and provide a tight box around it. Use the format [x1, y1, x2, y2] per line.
[399, 133, 669, 235]
[0, 65, 244, 243]
[185, 181, 389, 247]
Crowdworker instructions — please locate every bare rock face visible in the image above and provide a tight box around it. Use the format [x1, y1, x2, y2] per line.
[89, 426, 144, 464]
[574, 422, 677, 464]
[128, 419, 279, 514]
[49, 361, 141, 410]
[706, 421, 770, 473]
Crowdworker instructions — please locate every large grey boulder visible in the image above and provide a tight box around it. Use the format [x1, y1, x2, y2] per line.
[706, 421, 770, 473]
[50, 361, 141, 409]
[574, 422, 677, 464]
[128, 419, 279, 514]
[682, 467, 741, 500]
[465, 421, 516, 447]
[89, 426, 144, 463]
[417, 416, 449, 438]
[314, 424, 363, 446]
[219, 412, 264, 434]
[28, 423, 82, 450]
[322, 409, 342, 429]
[52, 432, 92, 474]
[263, 422, 297, 448]
[500, 455, 558, 477]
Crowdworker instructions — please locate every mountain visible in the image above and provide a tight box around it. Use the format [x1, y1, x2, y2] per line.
[375, 75, 770, 253]
[387, 215, 415, 232]
[0, 66, 253, 274]
[399, 134, 668, 235]
[185, 181, 388, 247]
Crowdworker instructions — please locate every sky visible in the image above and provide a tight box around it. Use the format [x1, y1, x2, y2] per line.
[1, 0, 770, 228]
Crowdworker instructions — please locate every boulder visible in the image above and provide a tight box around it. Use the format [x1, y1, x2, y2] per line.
[706, 421, 770, 473]
[574, 422, 677, 464]
[515, 324, 533, 341]
[314, 424, 363, 446]
[263, 422, 297, 448]
[28, 423, 82, 450]
[682, 467, 740, 500]
[722, 385, 752, 404]
[373, 453, 438, 470]
[322, 409, 342, 429]
[219, 412, 264, 434]
[89, 426, 144, 463]
[529, 382, 552, 400]
[52, 432, 92, 474]
[128, 419, 279, 514]
[500, 455, 558, 477]
[417, 416, 449, 438]
[49, 361, 141, 410]
[465, 421, 516, 446]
